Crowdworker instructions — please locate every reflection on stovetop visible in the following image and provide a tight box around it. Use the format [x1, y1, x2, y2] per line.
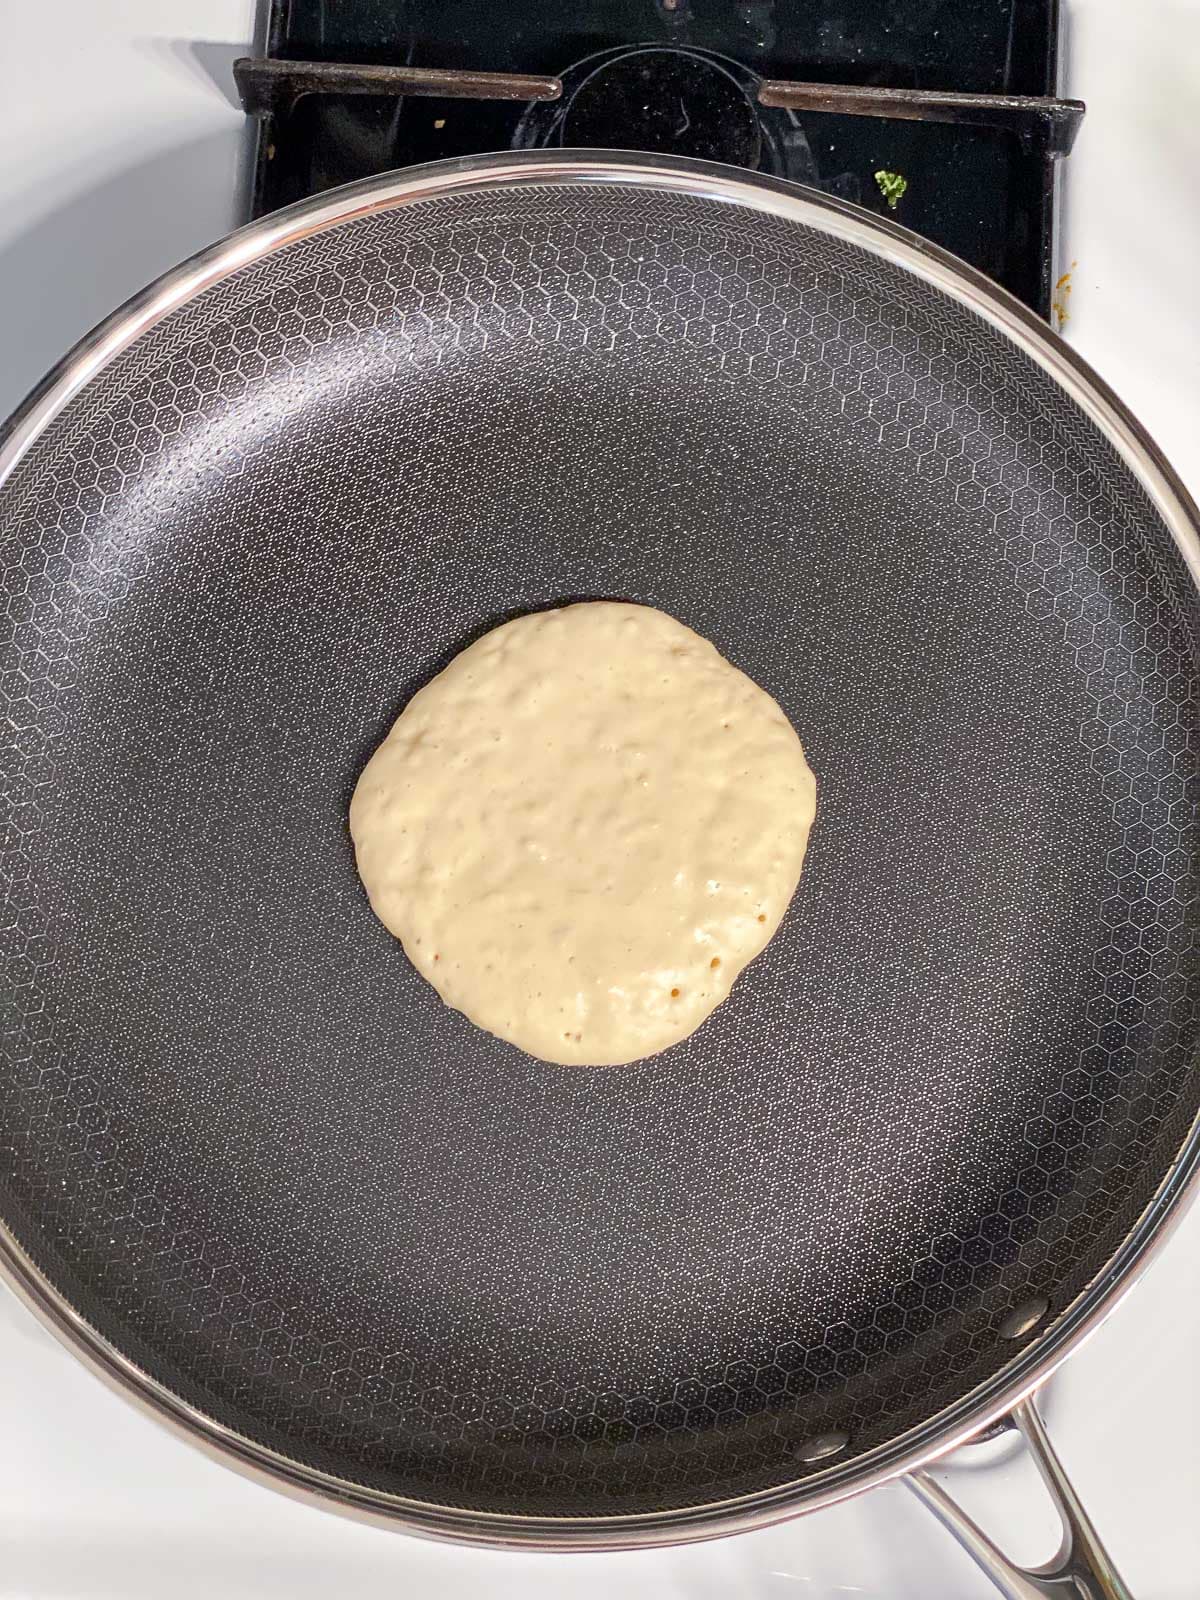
[243, 1, 1074, 315]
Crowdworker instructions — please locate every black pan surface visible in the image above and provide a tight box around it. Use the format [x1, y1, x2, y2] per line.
[0, 159, 1197, 1532]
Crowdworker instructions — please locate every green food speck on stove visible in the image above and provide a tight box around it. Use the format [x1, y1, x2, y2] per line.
[874, 170, 908, 210]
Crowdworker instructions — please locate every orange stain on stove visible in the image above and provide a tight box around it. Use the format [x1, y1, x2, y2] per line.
[1052, 260, 1077, 330]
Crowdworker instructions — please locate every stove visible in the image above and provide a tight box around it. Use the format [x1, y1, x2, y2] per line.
[235, 0, 1082, 316]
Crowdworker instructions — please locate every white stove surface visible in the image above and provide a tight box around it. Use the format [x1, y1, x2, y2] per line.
[0, 3, 1197, 1595]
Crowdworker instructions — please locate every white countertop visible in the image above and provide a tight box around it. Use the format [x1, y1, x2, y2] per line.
[0, 2, 1197, 1595]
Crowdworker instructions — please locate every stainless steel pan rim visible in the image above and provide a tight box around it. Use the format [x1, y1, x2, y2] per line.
[1, 150, 1198, 1552]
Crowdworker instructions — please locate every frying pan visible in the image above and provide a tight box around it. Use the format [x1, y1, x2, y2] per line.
[1, 153, 1197, 1597]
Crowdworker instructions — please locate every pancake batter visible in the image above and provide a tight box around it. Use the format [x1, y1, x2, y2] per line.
[350, 602, 817, 1064]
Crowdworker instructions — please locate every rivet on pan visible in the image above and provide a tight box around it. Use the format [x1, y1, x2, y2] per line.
[998, 1295, 1049, 1340]
[962, 1414, 1018, 1446]
[797, 1430, 850, 1464]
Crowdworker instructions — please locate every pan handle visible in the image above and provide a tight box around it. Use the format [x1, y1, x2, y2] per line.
[906, 1395, 1133, 1599]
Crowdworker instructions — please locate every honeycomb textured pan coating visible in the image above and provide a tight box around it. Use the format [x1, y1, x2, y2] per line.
[0, 175, 1198, 1523]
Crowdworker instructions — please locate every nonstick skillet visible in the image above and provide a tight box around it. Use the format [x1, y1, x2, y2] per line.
[0, 154, 1197, 1597]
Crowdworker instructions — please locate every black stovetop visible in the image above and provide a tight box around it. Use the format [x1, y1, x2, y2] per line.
[245, 1, 1071, 316]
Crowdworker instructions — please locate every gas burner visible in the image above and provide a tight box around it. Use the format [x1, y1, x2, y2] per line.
[521, 47, 761, 166]
[235, 0, 1085, 317]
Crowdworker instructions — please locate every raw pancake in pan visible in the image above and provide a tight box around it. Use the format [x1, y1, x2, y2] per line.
[350, 602, 818, 1064]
